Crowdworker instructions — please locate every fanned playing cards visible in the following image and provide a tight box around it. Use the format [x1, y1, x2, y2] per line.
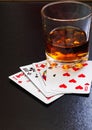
[9, 72, 63, 104]
[9, 60, 92, 104]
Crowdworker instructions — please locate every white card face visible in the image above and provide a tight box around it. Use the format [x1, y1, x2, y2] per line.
[46, 61, 92, 94]
[33, 60, 62, 95]
[9, 72, 64, 104]
[20, 62, 62, 97]
[32, 60, 47, 84]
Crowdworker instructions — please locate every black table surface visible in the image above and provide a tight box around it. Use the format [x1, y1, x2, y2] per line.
[1, 1, 92, 130]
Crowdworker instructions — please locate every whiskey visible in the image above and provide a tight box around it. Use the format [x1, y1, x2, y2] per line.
[46, 26, 88, 63]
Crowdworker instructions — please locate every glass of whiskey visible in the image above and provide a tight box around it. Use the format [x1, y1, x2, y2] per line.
[41, 1, 92, 67]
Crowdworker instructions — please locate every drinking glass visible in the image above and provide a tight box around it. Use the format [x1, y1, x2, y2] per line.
[41, 1, 92, 67]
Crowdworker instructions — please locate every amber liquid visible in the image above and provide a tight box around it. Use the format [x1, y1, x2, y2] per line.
[46, 26, 89, 63]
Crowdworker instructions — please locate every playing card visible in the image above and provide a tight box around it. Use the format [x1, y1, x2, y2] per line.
[20, 62, 62, 97]
[32, 60, 47, 84]
[32, 60, 63, 95]
[46, 61, 92, 94]
[9, 72, 64, 104]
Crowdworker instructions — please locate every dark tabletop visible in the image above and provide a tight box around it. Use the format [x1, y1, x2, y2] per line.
[0, 1, 92, 130]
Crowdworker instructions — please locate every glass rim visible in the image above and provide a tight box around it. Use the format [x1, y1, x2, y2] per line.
[41, 0, 92, 22]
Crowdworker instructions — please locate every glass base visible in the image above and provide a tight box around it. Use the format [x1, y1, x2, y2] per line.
[46, 53, 88, 69]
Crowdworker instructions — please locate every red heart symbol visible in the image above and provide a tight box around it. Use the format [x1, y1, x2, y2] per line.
[69, 79, 77, 83]
[75, 85, 83, 90]
[36, 64, 39, 67]
[18, 81, 22, 83]
[59, 84, 67, 88]
[40, 64, 45, 68]
[85, 83, 89, 85]
[16, 72, 24, 78]
[82, 63, 88, 67]
[37, 69, 40, 71]
[78, 74, 85, 78]
[72, 67, 80, 71]
[63, 72, 70, 77]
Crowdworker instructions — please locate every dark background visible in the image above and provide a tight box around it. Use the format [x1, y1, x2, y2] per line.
[0, 1, 92, 130]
